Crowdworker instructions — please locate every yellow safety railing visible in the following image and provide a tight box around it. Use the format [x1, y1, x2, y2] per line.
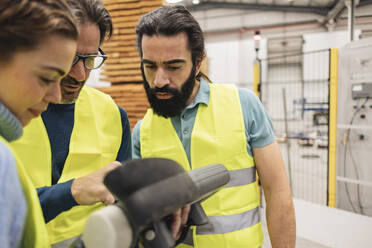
[328, 48, 338, 208]
[253, 60, 261, 98]
[253, 60, 262, 204]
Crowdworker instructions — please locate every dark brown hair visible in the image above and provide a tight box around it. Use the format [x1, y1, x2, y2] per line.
[66, 0, 113, 44]
[0, 0, 79, 60]
[136, 5, 206, 80]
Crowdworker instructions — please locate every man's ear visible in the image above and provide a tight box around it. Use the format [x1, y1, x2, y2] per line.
[195, 57, 204, 76]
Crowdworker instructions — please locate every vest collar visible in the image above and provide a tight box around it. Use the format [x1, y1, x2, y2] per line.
[186, 79, 210, 110]
[0, 102, 23, 142]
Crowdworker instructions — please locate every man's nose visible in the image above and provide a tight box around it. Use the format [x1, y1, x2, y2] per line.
[69, 60, 87, 82]
[153, 68, 170, 88]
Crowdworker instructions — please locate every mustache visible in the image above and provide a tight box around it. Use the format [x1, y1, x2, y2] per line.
[152, 85, 179, 95]
[61, 76, 84, 86]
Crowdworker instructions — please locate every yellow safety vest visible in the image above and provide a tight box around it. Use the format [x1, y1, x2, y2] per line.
[140, 83, 263, 248]
[11, 86, 123, 244]
[0, 136, 50, 248]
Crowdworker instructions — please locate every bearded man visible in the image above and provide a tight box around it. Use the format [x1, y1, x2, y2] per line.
[132, 5, 296, 248]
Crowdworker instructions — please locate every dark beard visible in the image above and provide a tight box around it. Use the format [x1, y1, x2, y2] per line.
[142, 65, 196, 118]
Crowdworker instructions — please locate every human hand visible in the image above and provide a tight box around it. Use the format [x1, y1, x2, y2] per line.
[71, 161, 122, 205]
[170, 205, 191, 240]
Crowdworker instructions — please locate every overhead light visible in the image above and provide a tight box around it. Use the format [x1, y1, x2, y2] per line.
[192, 0, 200, 4]
[253, 30, 261, 41]
[253, 30, 261, 55]
[166, 0, 183, 3]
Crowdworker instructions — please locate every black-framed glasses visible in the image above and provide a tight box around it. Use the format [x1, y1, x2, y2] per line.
[72, 48, 107, 70]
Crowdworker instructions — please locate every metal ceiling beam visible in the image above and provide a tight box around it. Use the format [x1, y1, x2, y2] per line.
[324, 0, 347, 24]
[323, 0, 372, 28]
[202, 19, 321, 36]
[359, 0, 372, 6]
[187, 2, 329, 16]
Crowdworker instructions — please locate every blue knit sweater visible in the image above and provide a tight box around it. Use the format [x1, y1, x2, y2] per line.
[0, 103, 27, 248]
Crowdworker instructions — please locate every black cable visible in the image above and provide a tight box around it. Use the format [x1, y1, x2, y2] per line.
[342, 97, 369, 214]
[347, 143, 364, 214]
[342, 98, 360, 213]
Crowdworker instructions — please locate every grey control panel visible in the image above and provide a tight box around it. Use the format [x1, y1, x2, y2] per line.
[352, 82, 372, 99]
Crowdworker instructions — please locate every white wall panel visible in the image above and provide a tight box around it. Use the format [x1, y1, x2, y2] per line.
[303, 30, 361, 52]
[205, 38, 267, 87]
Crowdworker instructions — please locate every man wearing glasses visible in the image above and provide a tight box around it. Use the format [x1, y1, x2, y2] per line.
[61, 47, 107, 103]
[11, 0, 131, 247]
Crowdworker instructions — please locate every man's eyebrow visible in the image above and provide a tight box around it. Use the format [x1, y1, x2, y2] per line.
[163, 59, 186, 65]
[142, 59, 186, 65]
[142, 59, 155, 64]
[42, 66, 66, 76]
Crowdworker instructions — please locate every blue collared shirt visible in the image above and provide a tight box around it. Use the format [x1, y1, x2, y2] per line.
[132, 79, 275, 164]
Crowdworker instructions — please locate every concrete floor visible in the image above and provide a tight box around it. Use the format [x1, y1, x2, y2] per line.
[260, 207, 329, 248]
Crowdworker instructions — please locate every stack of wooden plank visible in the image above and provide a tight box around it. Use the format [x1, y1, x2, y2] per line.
[98, 83, 149, 129]
[102, 0, 163, 83]
[99, 0, 163, 129]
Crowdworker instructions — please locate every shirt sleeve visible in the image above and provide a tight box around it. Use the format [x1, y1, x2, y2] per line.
[115, 106, 132, 162]
[37, 179, 77, 223]
[131, 120, 142, 159]
[239, 88, 275, 149]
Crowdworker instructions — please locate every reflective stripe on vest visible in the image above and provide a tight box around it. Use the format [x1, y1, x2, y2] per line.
[1, 136, 50, 248]
[196, 206, 260, 234]
[51, 235, 78, 248]
[140, 83, 263, 247]
[11, 86, 122, 244]
[226, 167, 256, 188]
